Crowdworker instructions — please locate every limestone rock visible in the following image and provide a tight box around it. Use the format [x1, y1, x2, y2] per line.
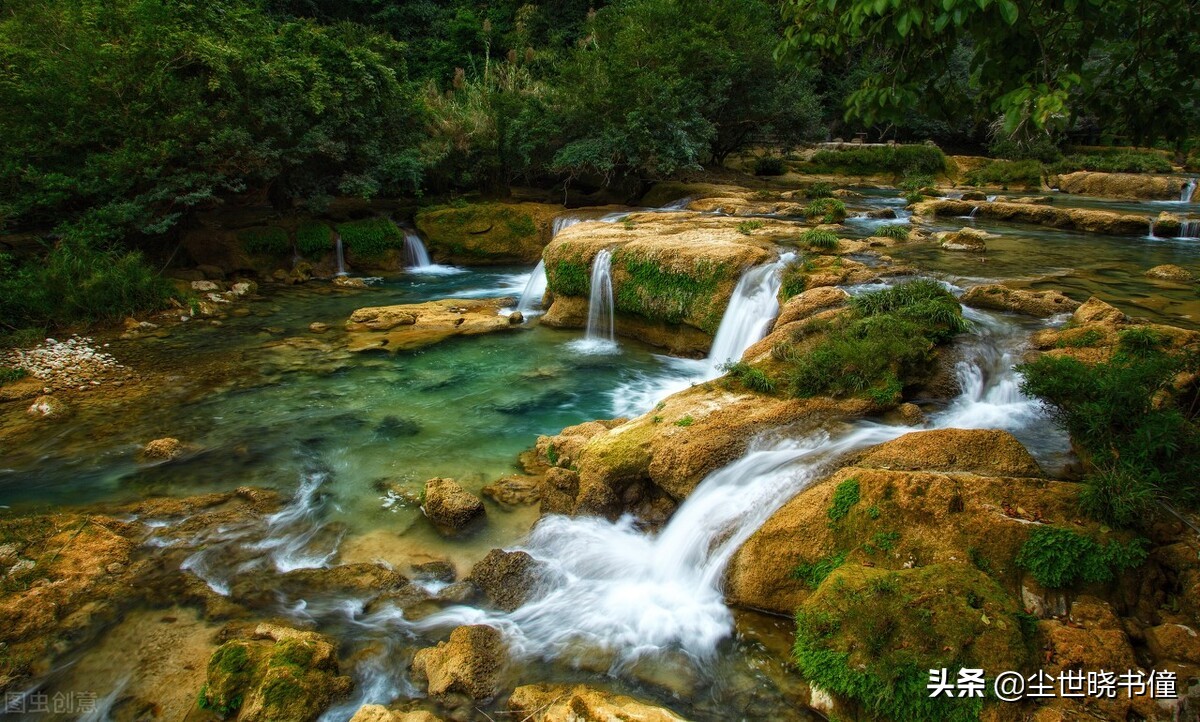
[26, 394, 68, 419]
[139, 437, 191, 462]
[345, 298, 520, 353]
[961, 284, 1080, 318]
[481, 475, 542, 506]
[469, 549, 542, 612]
[333, 276, 369, 289]
[1145, 623, 1200, 665]
[349, 707, 442, 722]
[1051, 170, 1187, 201]
[939, 226, 989, 251]
[309, 322, 330, 333]
[422, 478, 485, 533]
[414, 202, 565, 265]
[411, 625, 506, 701]
[1145, 264, 1195, 282]
[858, 429, 1044, 477]
[507, 684, 689, 722]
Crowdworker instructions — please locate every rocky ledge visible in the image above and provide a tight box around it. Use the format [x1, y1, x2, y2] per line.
[344, 298, 522, 353]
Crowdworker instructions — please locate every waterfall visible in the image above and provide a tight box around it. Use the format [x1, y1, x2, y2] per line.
[411, 306, 1056, 668]
[660, 197, 692, 211]
[705, 254, 793, 374]
[986, 194, 998, 203]
[403, 232, 432, 268]
[1148, 220, 1158, 239]
[1182, 178, 1196, 203]
[334, 234, 347, 276]
[516, 260, 548, 313]
[583, 249, 615, 346]
[1183, 219, 1200, 239]
[968, 206, 979, 218]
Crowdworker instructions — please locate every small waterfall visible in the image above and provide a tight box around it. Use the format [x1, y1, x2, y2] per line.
[334, 234, 347, 276]
[1181, 178, 1196, 203]
[986, 194, 998, 203]
[1184, 219, 1199, 238]
[1148, 220, 1158, 239]
[660, 197, 692, 211]
[516, 260, 548, 313]
[705, 254, 793, 374]
[583, 249, 615, 346]
[403, 232, 432, 268]
[968, 206, 979, 218]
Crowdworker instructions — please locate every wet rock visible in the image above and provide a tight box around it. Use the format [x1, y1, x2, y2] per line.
[200, 624, 353, 722]
[859, 428, 1043, 477]
[896, 402, 924, 425]
[275, 562, 410, 599]
[1051, 170, 1188, 201]
[539, 467, 580, 515]
[960, 190, 988, 201]
[333, 276, 369, 289]
[191, 280, 222, 292]
[345, 298, 520, 353]
[422, 478, 485, 533]
[507, 684, 688, 722]
[412, 560, 457, 583]
[411, 625, 506, 701]
[376, 415, 422, 438]
[938, 226, 989, 251]
[914, 199, 1150, 236]
[139, 437, 190, 462]
[866, 208, 896, 219]
[349, 706, 443, 722]
[1073, 296, 1129, 326]
[26, 394, 68, 419]
[1145, 264, 1195, 282]
[961, 284, 1081, 318]
[772, 286, 849, 328]
[469, 549, 542, 612]
[309, 322, 330, 333]
[435, 581, 480, 605]
[508, 310, 524, 324]
[481, 475, 542, 506]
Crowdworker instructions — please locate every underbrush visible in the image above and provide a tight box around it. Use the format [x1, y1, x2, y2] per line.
[1015, 526, 1147, 588]
[1054, 149, 1173, 174]
[964, 159, 1043, 187]
[805, 145, 947, 177]
[296, 222, 333, 259]
[336, 218, 404, 261]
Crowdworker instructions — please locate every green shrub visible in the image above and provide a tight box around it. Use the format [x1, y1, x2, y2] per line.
[0, 366, 28, 384]
[779, 260, 807, 299]
[237, 226, 290, 256]
[800, 228, 839, 248]
[295, 222, 333, 260]
[721, 361, 776, 393]
[989, 135, 1063, 163]
[1015, 526, 1148, 588]
[336, 217, 403, 261]
[753, 156, 786, 176]
[1018, 328, 1200, 524]
[806, 145, 947, 176]
[875, 224, 909, 241]
[827, 477, 861, 522]
[736, 220, 765, 234]
[1054, 150, 1173, 174]
[802, 198, 847, 223]
[804, 182, 834, 199]
[965, 159, 1043, 187]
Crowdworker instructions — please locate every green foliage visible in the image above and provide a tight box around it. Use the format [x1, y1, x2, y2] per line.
[965, 159, 1043, 187]
[674, 415, 695, 427]
[827, 477, 861, 522]
[1055, 329, 1104, 349]
[1054, 150, 1174, 174]
[547, 259, 590, 298]
[0, 366, 28, 384]
[238, 227, 290, 256]
[546, 443, 559, 466]
[753, 156, 786, 176]
[803, 198, 847, 224]
[736, 220, 766, 235]
[805, 182, 834, 199]
[790, 551, 847, 589]
[779, 260, 808, 299]
[1015, 526, 1148, 588]
[785, 280, 967, 401]
[806, 146, 947, 177]
[295, 222, 333, 260]
[989, 134, 1063, 163]
[336, 218, 403, 261]
[875, 224, 909, 241]
[800, 228, 839, 248]
[721, 361, 777, 393]
[613, 256, 727, 332]
[1018, 328, 1200, 524]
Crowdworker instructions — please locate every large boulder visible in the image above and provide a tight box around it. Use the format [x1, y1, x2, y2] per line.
[422, 478, 485, 533]
[414, 202, 564, 265]
[199, 624, 353, 722]
[1145, 264, 1195, 282]
[961, 284, 1081, 318]
[344, 298, 521, 353]
[411, 625, 506, 701]
[938, 226, 989, 251]
[507, 684, 688, 722]
[349, 707, 442, 722]
[1051, 171, 1188, 201]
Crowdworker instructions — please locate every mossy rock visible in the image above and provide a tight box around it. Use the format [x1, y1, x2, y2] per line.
[414, 202, 563, 264]
[336, 217, 404, 264]
[237, 226, 291, 257]
[794, 563, 1030, 722]
[296, 221, 334, 260]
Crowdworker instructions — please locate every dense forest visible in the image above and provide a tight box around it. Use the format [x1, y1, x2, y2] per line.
[1, 0, 1198, 334]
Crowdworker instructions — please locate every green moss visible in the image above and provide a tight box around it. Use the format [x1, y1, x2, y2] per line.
[612, 255, 729, 333]
[674, 415, 695, 427]
[296, 221, 334, 260]
[238, 226, 290, 256]
[722, 360, 777, 393]
[790, 550, 847, 589]
[415, 202, 543, 261]
[1015, 526, 1148, 588]
[779, 260, 808, 300]
[336, 217, 403, 261]
[793, 564, 1026, 722]
[827, 477, 861, 522]
[203, 642, 256, 716]
[260, 667, 308, 717]
[547, 259, 589, 298]
[546, 442, 559, 466]
[269, 639, 316, 669]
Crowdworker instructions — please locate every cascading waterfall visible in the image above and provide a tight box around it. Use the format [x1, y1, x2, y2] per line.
[1148, 219, 1159, 239]
[1181, 178, 1196, 203]
[705, 253, 794, 375]
[403, 232, 432, 268]
[334, 234, 347, 276]
[516, 260, 548, 313]
[582, 249, 615, 346]
[968, 205, 979, 218]
[660, 197, 692, 211]
[1180, 218, 1199, 239]
[408, 305, 1056, 670]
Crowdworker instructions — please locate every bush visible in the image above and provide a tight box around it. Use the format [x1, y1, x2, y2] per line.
[806, 145, 947, 176]
[779, 260, 808, 300]
[296, 222, 333, 260]
[237, 226, 290, 256]
[721, 361, 776, 393]
[989, 135, 1063, 163]
[800, 228, 839, 249]
[1054, 150, 1173, 174]
[753, 156, 786, 176]
[336, 218, 404, 261]
[736, 220, 766, 234]
[1018, 328, 1200, 524]
[965, 159, 1043, 187]
[875, 224, 910, 241]
[1015, 526, 1148, 588]
[0, 366, 28, 384]
[803, 198, 846, 223]
[804, 182, 834, 199]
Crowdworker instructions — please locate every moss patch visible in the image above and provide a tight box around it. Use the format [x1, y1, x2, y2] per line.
[336, 218, 403, 261]
[296, 221, 333, 260]
[415, 202, 553, 263]
[612, 255, 729, 333]
[547, 258, 590, 298]
[237, 226, 290, 256]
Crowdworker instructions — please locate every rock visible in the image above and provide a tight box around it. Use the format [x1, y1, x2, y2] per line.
[896, 402, 924, 425]
[866, 208, 896, 219]
[414, 202, 565, 265]
[539, 467, 580, 515]
[961, 284, 1081, 318]
[960, 190, 988, 201]
[349, 706, 442, 722]
[200, 625, 353, 722]
[1145, 623, 1200, 664]
[412, 560, 457, 583]
[507, 310, 524, 324]
[191, 280, 221, 292]
[939, 227, 989, 251]
[469, 549, 542, 612]
[773, 286, 850, 327]
[421, 478, 485, 533]
[410, 625, 506, 701]
[309, 322, 330, 333]
[914, 199, 1150, 236]
[26, 395, 68, 419]
[229, 281, 256, 297]
[1145, 264, 1195, 282]
[481, 475, 542, 506]
[857, 428, 1044, 477]
[139, 437, 190, 462]
[333, 275, 369, 289]
[1073, 297, 1128, 326]
[507, 684, 688, 722]
[1051, 170, 1187, 201]
[345, 298, 520, 353]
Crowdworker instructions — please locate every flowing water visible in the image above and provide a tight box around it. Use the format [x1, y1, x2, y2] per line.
[402, 230, 465, 276]
[334, 234, 347, 276]
[574, 248, 616, 353]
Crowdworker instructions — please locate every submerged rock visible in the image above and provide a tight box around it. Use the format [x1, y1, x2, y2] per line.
[481, 475, 542, 506]
[138, 437, 190, 462]
[961, 283, 1081, 318]
[422, 478, 485, 533]
[26, 394, 68, 419]
[507, 684, 688, 722]
[1145, 264, 1195, 282]
[411, 624, 506, 701]
[469, 549, 542, 612]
